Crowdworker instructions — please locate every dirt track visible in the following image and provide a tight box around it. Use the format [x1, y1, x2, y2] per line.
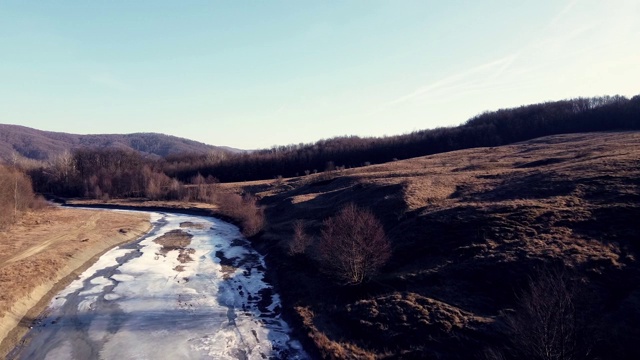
[0, 207, 151, 358]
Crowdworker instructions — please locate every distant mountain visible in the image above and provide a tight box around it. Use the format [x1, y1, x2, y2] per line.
[0, 124, 232, 162]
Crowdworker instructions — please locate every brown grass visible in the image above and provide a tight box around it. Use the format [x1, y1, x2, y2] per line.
[48, 131, 640, 359]
[221, 131, 640, 359]
[295, 306, 378, 360]
[153, 229, 195, 268]
[180, 221, 208, 229]
[0, 207, 151, 358]
[154, 229, 193, 253]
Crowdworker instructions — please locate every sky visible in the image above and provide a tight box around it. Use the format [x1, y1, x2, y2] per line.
[1, 0, 639, 150]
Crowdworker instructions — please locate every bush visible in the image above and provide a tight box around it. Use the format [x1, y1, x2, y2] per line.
[216, 192, 265, 237]
[289, 220, 311, 255]
[0, 165, 38, 228]
[318, 203, 391, 285]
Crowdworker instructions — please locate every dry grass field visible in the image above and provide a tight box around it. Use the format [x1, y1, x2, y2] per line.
[228, 131, 640, 359]
[0, 207, 150, 358]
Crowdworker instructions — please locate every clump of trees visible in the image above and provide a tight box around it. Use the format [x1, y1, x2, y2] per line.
[215, 192, 265, 237]
[317, 204, 391, 285]
[27, 148, 266, 236]
[29, 148, 184, 200]
[0, 164, 43, 228]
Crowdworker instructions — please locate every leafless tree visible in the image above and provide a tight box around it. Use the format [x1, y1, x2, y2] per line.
[0, 164, 37, 228]
[289, 220, 311, 255]
[504, 269, 593, 360]
[215, 192, 264, 237]
[318, 203, 391, 285]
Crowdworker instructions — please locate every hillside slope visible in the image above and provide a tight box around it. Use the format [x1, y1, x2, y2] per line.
[0, 124, 227, 161]
[174, 94, 639, 182]
[230, 131, 640, 359]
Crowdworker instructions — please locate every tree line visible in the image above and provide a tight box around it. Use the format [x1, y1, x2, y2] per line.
[24, 94, 640, 198]
[167, 94, 639, 182]
[29, 149, 172, 199]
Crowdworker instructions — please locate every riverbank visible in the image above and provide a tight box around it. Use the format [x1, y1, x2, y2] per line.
[64, 198, 319, 358]
[11, 211, 307, 359]
[0, 206, 151, 358]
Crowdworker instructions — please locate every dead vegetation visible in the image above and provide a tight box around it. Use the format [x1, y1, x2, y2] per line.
[223, 131, 640, 359]
[45, 131, 640, 359]
[214, 192, 265, 237]
[153, 229, 195, 267]
[0, 207, 150, 358]
[154, 229, 193, 252]
[180, 221, 207, 229]
[289, 220, 311, 255]
[318, 204, 391, 285]
[0, 164, 45, 229]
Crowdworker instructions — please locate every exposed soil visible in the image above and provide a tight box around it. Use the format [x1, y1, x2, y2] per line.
[0, 207, 151, 358]
[153, 229, 195, 269]
[180, 221, 208, 229]
[154, 229, 193, 252]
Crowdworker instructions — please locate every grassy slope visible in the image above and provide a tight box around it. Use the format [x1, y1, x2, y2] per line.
[227, 131, 640, 359]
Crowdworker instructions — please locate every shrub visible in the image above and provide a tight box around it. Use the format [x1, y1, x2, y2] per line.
[216, 192, 265, 237]
[0, 165, 38, 228]
[318, 203, 391, 285]
[289, 220, 311, 255]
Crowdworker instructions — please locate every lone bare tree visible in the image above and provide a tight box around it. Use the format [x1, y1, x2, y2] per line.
[289, 220, 311, 255]
[318, 203, 391, 285]
[504, 269, 593, 360]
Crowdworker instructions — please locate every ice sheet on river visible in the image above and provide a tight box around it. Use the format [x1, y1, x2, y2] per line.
[12, 211, 307, 360]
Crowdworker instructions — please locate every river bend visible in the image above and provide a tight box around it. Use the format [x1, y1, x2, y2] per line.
[10, 210, 307, 360]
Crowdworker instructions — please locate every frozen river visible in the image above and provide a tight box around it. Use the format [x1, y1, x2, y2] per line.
[9, 210, 307, 359]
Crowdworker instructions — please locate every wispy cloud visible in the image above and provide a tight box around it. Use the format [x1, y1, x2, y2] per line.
[548, 0, 581, 28]
[274, 103, 287, 116]
[370, 53, 521, 115]
[371, 0, 639, 118]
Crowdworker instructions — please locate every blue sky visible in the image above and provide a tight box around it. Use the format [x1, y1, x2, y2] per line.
[1, 1, 638, 149]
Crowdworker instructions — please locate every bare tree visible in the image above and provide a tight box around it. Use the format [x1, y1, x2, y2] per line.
[504, 269, 593, 360]
[215, 192, 265, 237]
[11, 152, 21, 220]
[289, 220, 311, 255]
[318, 203, 391, 285]
[0, 163, 37, 228]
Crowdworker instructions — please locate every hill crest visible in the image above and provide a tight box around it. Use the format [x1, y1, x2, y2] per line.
[0, 124, 230, 162]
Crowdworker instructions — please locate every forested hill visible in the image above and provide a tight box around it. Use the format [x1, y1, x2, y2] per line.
[0, 124, 227, 162]
[169, 94, 640, 182]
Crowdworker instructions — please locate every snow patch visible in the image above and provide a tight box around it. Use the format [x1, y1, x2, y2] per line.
[18, 212, 308, 359]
